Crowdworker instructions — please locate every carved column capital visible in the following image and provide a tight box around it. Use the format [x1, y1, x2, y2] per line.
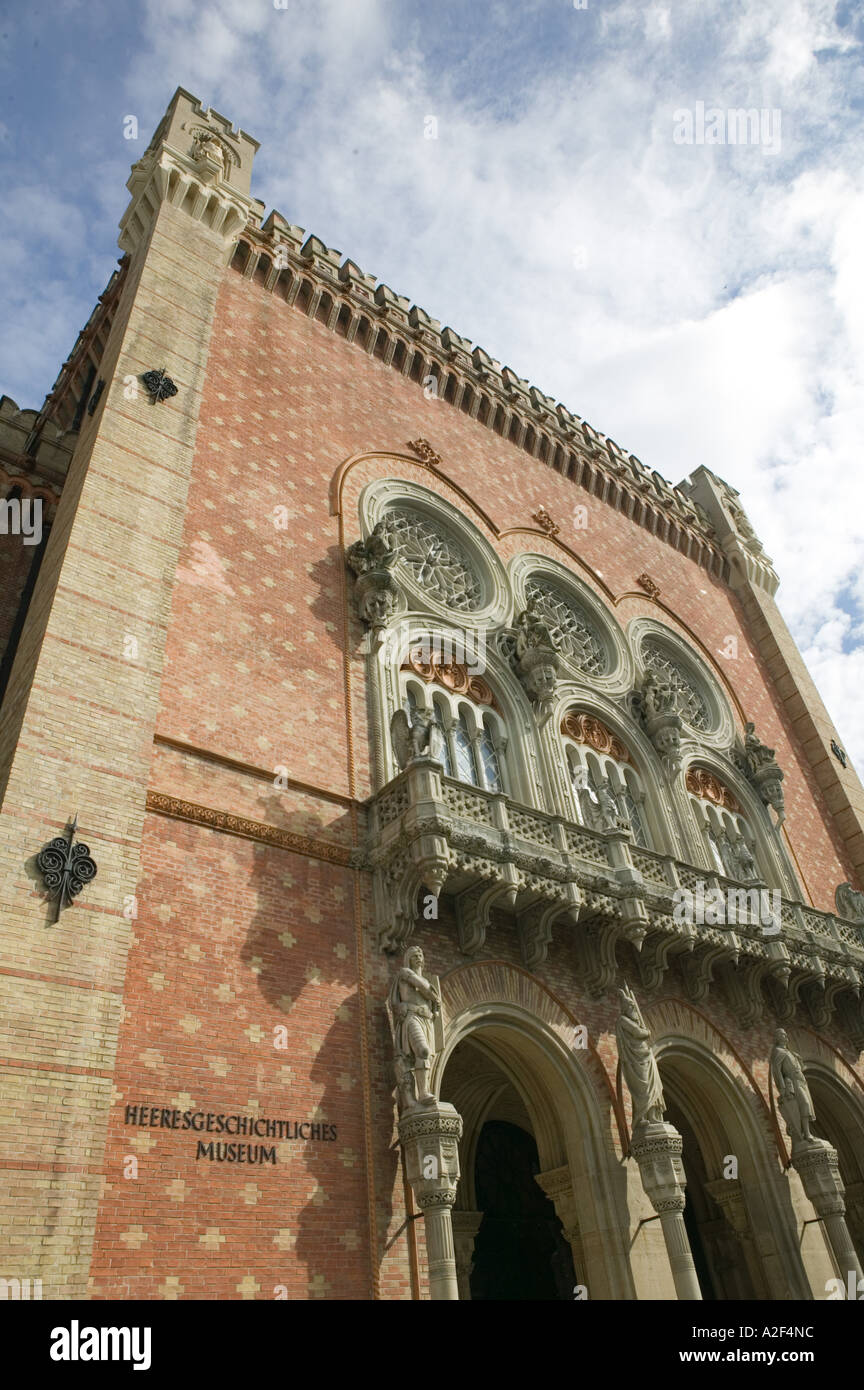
[398, 1103, 463, 1300]
[793, 1139, 847, 1218]
[630, 1123, 687, 1213]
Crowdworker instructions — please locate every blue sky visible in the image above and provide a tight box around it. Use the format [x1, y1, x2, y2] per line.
[1, 0, 863, 761]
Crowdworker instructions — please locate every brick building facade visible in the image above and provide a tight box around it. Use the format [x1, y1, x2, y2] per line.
[1, 88, 863, 1301]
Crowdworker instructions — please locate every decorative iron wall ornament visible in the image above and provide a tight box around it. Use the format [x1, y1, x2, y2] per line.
[36, 814, 98, 922]
[636, 573, 661, 600]
[141, 368, 178, 402]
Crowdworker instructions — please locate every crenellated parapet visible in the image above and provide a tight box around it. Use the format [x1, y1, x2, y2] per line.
[228, 217, 731, 580]
[119, 87, 259, 259]
[681, 465, 779, 595]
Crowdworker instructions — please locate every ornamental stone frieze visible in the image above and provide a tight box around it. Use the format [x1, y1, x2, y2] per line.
[360, 763, 864, 1038]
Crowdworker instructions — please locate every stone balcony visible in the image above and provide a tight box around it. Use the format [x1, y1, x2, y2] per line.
[362, 758, 864, 1044]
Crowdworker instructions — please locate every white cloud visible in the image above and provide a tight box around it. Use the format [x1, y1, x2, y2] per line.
[6, 0, 864, 764]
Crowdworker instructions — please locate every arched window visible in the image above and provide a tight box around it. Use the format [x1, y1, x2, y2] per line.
[453, 706, 479, 785]
[686, 767, 761, 883]
[561, 712, 651, 848]
[478, 714, 503, 793]
[397, 650, 509, 794]
[431, 694, 454, 778]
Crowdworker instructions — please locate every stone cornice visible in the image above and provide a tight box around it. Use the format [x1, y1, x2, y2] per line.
[146, 790, 353, 866]
[229, 218, 731, 582]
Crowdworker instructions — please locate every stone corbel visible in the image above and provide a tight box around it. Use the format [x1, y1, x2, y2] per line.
[517, 900, 570, 971]
[718, 956, 767, 1028]
[455, 876, 518, 956]
[638, 930, 694, 992]
[644, 711, 684, 781]
[680, 937, 739, 1004]
[451, 1210, 483, 1300]
[574, 916, 625, 996]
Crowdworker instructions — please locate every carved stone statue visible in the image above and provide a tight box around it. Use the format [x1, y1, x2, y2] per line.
[513, 599, 561, 712]
[355, 572, 399, 631]
[642, 665, 684, 719]
[346, 520, 398, 577]
[771, 1029, 816, 1146]
[390, 707, 444, 768]
[192, 131, 225, 172]
[743, 721, 776, 773]
[727, 831, 759, 883]
[835, 882, 864, 925]
[347, 520, 401, 633]
[387, 946, 441, 1109]
[515, 598, 559, 662]
[738, 721, 786, 824]
[592, 780, 630, 836]
[637, 665, 684, 779]
[616, 985, 666, 1132]
[518, 646, 560, 705]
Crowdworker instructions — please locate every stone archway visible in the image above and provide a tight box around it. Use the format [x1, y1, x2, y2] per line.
[431, 961, 633, 1301]
[651, 1020, 812, 1300]
[803, 1064, 864, 1266]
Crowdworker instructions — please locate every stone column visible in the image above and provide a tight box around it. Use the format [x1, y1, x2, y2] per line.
[398, 1103, 463, 1301]
[451, 1210, 483, 1301]
[631, 1122, 702, 1301]
[705, 1178, 770, 1299]
[535, 1165, 586, 1286]
[794, 1140, 864, 1287]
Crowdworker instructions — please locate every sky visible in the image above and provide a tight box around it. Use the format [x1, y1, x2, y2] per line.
[0, 0, 862, 761]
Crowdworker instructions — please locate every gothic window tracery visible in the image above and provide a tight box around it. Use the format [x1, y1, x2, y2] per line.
[400, 672, 508, 794]
[381, 507, 484, 612]
[686, 767, 761, 883]
[561, 712, 651, 847]
[523, 575, 607, 675]
[641, 640, 710, 731]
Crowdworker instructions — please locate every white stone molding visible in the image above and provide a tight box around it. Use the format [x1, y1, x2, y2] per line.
[359, 478, 512, 630]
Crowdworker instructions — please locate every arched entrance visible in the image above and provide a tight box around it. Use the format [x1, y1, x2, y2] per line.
[432, 963, 634, 1301]
[655, 1036, 810, 1301]
[440, 1037, 575, 1299]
